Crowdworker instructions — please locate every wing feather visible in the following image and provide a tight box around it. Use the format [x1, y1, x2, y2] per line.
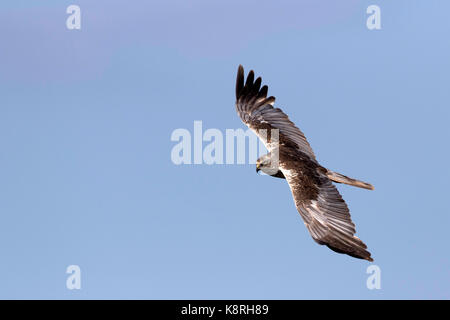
[235, 65, 317, 160]
[283, 169, 373, 261]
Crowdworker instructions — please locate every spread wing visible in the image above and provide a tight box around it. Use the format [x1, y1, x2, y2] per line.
[234, 65, 372, 261]
[282, 165, 373, 261]
[235, 65, 317, 161]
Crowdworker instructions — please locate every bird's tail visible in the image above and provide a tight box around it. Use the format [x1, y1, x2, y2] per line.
[326, 170, 374, 190]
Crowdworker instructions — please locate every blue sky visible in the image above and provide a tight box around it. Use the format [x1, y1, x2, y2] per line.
[0, 0, 449, 299]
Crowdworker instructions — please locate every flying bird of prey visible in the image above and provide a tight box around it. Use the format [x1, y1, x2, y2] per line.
[235, 65, 374, 261]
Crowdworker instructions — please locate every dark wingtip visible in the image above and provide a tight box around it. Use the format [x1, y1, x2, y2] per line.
[365, 254, 374, 262]
[245, 70, 255, 88]
[266, 96, 276, 104]
[258, 85, 268, 98]
[236, 65, 245, 98]
[251, 77, 262, 95]
[236, 66, 275, 108]
[326, 243, 373, 262]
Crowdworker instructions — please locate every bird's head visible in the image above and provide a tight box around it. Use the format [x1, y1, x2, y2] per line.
[256, 154, 285, 179]
[256, 154, 270, 173]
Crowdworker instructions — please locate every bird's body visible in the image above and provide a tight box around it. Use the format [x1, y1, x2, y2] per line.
[235, 65, 374, 262]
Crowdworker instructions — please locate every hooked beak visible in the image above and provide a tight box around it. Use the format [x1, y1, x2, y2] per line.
[256, 164, 261, 173]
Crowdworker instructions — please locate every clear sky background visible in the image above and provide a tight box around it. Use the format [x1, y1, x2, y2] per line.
[0, 0, 449, 299]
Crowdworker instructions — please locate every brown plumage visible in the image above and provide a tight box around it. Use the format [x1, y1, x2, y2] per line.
[235, 65, 374, 262]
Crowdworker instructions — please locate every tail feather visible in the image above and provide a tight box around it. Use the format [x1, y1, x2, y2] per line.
[326, 170, 374, 190]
